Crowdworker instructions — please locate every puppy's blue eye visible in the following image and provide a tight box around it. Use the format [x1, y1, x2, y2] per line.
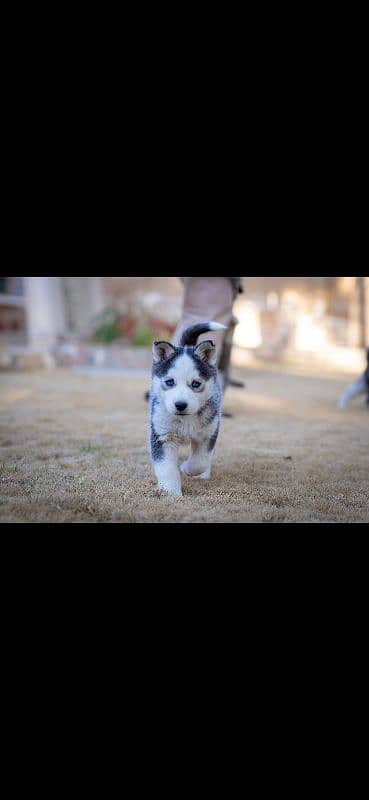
[192, 380, 201, 389]
[165, 379, 175, 387]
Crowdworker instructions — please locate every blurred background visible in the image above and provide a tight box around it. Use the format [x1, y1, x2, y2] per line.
[0, 276, 368, 373]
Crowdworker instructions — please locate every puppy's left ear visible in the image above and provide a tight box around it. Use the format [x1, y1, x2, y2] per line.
[194, 340, 217, 366]
[152, 341, 176, 363]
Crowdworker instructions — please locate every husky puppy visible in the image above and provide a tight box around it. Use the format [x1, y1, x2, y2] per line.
[338, 348, 369, 409]
[149, 322, 226, 496]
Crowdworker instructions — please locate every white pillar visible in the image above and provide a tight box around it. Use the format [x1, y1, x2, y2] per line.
[24, 277, 67, 349]
[62, 277, 105, 337]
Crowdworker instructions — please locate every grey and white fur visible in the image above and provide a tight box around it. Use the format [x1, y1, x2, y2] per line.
[338, 348, 369, 409]
[149, 322, 226, 496]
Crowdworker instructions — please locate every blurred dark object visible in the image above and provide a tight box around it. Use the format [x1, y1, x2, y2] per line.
[230, 277, 243, 295]
[0, 277, 23, 295]
[218, 316, 246, 389]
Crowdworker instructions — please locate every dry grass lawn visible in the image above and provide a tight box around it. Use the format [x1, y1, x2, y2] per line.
[0, 364, 368, 524]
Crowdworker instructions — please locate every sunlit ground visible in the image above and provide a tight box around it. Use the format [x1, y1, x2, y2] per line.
[0, 362, 368, 523]
[232, 345, 366, 377]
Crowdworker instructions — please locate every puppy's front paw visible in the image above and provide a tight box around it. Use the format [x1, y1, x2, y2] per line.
[192, 469, 211, 480]
[181, 461, 211, 479]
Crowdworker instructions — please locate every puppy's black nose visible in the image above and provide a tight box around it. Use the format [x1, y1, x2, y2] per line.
[175, 401, 188, 413]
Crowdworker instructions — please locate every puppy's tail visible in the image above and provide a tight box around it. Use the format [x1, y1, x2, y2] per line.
[180, 321, 227, 347]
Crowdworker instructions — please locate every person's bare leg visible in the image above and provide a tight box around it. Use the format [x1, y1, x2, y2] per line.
[172, 277, 234, 357]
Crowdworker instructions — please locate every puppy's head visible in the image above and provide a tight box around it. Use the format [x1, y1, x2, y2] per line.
[152, 340, 217, 416]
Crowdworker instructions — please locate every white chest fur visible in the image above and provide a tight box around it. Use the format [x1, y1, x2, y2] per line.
[153, 402, 204, 445]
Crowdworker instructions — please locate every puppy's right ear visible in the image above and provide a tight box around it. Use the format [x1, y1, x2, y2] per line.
[366, 347, 369, 365]
[152, 341, 176, 363]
